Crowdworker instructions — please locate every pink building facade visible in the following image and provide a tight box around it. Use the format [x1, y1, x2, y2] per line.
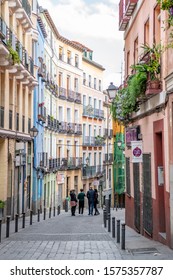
[119, 0, 173, 247]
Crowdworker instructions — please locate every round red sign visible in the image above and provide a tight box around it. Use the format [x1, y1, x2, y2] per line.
[133, 147, 142, 157]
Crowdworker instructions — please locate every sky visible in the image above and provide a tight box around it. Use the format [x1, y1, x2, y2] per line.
[38, 0, 124, 90]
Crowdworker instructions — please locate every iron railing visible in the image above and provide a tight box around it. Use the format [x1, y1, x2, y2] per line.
[0, 106, 4, 128]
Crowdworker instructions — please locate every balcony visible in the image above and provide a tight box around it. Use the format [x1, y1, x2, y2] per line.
[74, 123, 82, 135]
[0, 18, 37, 86]
[38, 104, 46, 123]
[38, 152, 48, 169]
[58, 121, 67, 133]
[67, 90, 74, 102]
[46, 115, 59, 131]
[0, 106, 4, 128]
[82, 165, 97, 179]
[96, 165, 105, 177]
[38, 57, 46, 81]
[125, 0, 138, 16]
[9, 110, 12, 130]
[104, 153, 113, 164]
[59, 87, 67, 100]
[93, 108, 104, 119]
[16, 113, 19, 131]
[83, 136, 105, 147]
[67, 122, 75, 134]
[22, 115, 25, 132]
[74, 92, 81, 104]
[119, 0, 130, 31]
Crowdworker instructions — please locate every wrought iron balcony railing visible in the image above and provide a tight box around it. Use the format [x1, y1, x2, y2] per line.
[38, 105, 46, 123]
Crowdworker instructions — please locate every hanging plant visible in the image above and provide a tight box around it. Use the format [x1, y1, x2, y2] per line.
[7, 41, 20, 65]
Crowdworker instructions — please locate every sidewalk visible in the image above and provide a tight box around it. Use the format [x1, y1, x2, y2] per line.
[0, 207, 173, 260]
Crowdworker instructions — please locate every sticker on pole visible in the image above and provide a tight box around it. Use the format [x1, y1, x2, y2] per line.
[131, 141, 143, 163]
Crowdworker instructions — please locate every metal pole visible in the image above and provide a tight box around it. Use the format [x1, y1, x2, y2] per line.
[0, 219, 2, 243]
[49, 207, 51, 218]
[15, 214, 19, 232]
[37, 209, 40, 222]
[65, 199, 68, 212]
[108, 213, 111, 232]
[58, 205, 60, 215]
[121, 223, 126, 250]
[43, 208, 46, 220]
[117, 219, 120, 243]
[103, 209, 107, 228]
[112, 217, 115, 238]
[22, 212, 25, 228]
[6, 216, 11, 238]
[30, 210, 33, 225]
[53, 206, 55, 217]
[57, 206, 58, 215]
[105, 198, 109, 220]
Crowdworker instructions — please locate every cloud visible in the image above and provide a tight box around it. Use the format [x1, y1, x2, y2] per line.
[38, 0, 124, 89]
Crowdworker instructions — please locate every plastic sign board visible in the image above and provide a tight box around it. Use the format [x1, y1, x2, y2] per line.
[131, 141, 143, 163]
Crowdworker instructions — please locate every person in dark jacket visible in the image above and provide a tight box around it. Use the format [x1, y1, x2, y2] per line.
[94, 189, 100, 215]
[87, 186, 95, 215]
[77, 189, 85, 214]
[70, 189, 77, 216]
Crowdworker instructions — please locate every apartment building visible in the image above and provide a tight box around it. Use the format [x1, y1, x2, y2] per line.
[0, 0, 38, 218]
[119, 0, 173, 247]
[40, 10, 84, 210]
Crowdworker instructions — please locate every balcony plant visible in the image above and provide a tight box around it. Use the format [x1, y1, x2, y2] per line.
[7, 41, 20, 65]
[0, 200, 5, 209]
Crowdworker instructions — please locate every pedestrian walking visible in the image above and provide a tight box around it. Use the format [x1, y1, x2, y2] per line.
[77, 189, 85, 214]
[70, 189, 77, 216]
[87, 186, 95, 215]
[94, 189, 100, 215]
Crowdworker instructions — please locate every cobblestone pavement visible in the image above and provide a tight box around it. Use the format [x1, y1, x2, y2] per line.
[0, 208, 173, 260]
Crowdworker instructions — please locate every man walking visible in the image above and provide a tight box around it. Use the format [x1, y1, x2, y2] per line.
[77, 189, 85, 214]
[87, 186, 95, 215]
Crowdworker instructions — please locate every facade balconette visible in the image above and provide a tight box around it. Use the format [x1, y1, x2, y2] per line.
[119, 0, 138, 31]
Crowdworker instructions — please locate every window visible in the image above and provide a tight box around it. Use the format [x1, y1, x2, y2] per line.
[59, 72, 63, 87]
[59, 47, 63, 60]
[67, 51, 71, 64]
[127, 51, 130, 76]
[134, 37, 138, 65]
[75, 55, 79, 67]
[94, 78, 96, 89]
[154, 4, 161, 45]
[144, 19, 150, 46]
[74, 78, 78, 92]
[99, 80, 101, 91]
[89, 75, 91, 87]
[83, 73, 86, 85]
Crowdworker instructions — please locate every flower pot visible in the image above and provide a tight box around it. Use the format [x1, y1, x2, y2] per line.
[145, 79, 161, 95]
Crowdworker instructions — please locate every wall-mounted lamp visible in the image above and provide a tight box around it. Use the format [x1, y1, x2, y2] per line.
[106, 82, 119, 100]
[30, 126, 39, 138]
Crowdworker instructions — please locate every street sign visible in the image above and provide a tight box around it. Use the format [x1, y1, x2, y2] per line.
[131, 141, 143, 163]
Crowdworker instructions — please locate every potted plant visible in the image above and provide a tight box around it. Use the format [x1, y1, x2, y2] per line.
[0, 200, 5, 218]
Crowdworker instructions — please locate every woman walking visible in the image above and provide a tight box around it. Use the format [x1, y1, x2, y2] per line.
[70, 189, 77, 216]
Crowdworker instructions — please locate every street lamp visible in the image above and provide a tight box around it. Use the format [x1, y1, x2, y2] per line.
[107, 82, 119, 100]
[29, 126, 39, 138]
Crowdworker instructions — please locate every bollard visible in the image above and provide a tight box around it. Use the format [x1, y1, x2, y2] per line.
[22, 212, 25, 229]
[37, 209, 40, 222]
[103, 209, 107, 228]
[105, 198, 110, 220]
[43, 208, 46, 220]
[58, 205, 60, 215]
[53, 206, 55, 217]
[0, 219, 2, 243]
[30, 210, 33, 225]
[65, 199, 68, 212]
[108, 213, 111, 232]
[116, 219, 120, 243]
[6, 216, 11, 238]
[49, 207, 51, 218]
[112, 217, 115, 238]
[15, 214, 19, 232]
[121, 223, 126, 250]
[57, 206, 59, 216]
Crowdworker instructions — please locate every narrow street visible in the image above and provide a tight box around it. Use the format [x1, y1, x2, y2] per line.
[0, 208, 173, 260]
